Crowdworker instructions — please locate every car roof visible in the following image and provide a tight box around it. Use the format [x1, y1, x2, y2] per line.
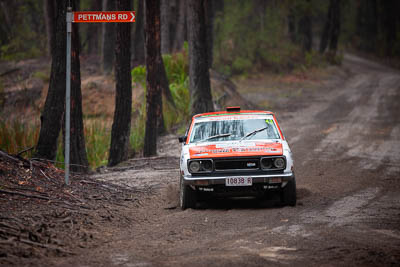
[193, 110, 275, 119]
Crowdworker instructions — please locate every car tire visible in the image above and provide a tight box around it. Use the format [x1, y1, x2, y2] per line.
[281, 176, 296, 206]
[180, 177, 197, 210]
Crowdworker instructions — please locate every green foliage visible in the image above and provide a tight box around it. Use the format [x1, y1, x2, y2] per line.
[129, 50, 190, 152]
[55, 120, 111, 169]
[131, 65, 147, 85]
[32, 70, 50, 83]
[130, 101, 146, 154]
[84, 121, 111, 168]
[161, 50, 190, 131]
[214, 1, 303, 75]
[0, 118, 113, 169]
[0, 0, 46, 60]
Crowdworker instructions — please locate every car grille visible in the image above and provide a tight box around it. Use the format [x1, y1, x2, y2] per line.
[214, 158, 260, 171]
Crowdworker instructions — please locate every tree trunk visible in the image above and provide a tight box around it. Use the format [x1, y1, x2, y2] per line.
[35, 0, 67, 161]
[133, 0, 145, 65]
[328, 0, 341, 55]
[108, 0, 133, 166]
[87, 0, 102, 55]
[298, 0, 312, 52]
[101, 0, 116, 73]
[356, 0, 378, 52]
[144, 0, 165, 156]
[44, 0, 56, 57]
[319, 0, 332, 53]
[187, 0, 214, 116]
[288, 7, 296, 43]
[204, 0, 214, 68]
[382, 0, 398, 57]
[172, 0, 186, 51]
[68, 2, 89, 173]
[160, 0, 170, 54]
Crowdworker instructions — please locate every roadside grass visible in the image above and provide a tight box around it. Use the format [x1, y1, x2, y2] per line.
[1, 49, 190, 169]
[0, 119, 39, 158]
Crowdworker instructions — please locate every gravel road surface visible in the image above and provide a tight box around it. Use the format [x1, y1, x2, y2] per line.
[53, 54, 400, 266]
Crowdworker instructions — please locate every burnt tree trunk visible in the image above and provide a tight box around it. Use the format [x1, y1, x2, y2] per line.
[319, 0, 333, 53]
[44, 0, 56, 57]
[204, 0, 214, 68]
[68, 4, 89, 173]
[328, 0, 341, 55]
[101, 0, 116, 73]
[87, 0, 102, 55]
[187, 0, 214, 115]
[133, 0, 145, 65]
[173, 0, 186, 51]
[298, 0, 312, 52]
[108, 0, 133, 166]
[144, 0, 166, 156]
[382, 0, 399, 57]
[160, 0, 170, 54]
[356, 0, 378, 52]
[35, 0, 67, 160]
[288, 7, 296, 43]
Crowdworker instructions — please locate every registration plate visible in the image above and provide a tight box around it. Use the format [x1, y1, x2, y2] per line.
[225, 177, 252, 186]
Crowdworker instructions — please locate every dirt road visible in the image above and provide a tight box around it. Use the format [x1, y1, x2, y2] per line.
[52, 54, 400, 266]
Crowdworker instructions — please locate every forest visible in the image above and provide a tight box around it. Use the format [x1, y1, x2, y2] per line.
[0, 0, 400, 170]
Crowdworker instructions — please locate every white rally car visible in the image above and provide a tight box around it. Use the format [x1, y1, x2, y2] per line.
[178, 107, 296, 209]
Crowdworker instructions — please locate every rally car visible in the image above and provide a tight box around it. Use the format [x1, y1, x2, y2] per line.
[178, 107, 296, 209]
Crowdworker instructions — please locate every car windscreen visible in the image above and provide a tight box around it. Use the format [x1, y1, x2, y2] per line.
[189, 117, 281, 143]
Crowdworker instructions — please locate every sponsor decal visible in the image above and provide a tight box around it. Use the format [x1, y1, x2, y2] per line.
[215, 142, 256, 148]
[189, 142, 283, 158]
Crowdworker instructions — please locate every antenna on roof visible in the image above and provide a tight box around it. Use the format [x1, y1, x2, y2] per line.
[226, 106, 241, 112]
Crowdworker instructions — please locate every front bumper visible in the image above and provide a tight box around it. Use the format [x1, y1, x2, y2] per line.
[182, 172, 294, 197]
[182, 172, 294, 186]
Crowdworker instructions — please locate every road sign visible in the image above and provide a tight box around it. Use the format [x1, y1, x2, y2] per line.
[73, 11, 135, 23]
[64, 9, 135, 185]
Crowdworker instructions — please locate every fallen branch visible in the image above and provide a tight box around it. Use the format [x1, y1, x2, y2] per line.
[0, 189, 50, 200]
[0, 150, 19, 162]
[16, 146, 34, 157]
[0, 67, 19, 77]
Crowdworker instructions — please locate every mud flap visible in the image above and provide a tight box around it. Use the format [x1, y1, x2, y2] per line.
[180, 177, 197, 210]
[281, 176, 297, 206]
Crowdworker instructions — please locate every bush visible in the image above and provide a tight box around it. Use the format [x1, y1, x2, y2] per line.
[130, 49, 191, 137]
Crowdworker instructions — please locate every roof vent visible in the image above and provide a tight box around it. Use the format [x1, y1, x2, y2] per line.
[226, 106, 241, 112]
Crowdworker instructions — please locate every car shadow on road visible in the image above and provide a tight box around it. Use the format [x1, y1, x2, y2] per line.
[196, 192, 284, 210]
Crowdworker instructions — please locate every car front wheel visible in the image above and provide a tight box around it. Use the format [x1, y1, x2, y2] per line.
[180, 177, 197, 210]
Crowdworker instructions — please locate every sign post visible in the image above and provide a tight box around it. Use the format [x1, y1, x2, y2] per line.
[65, 7, 72, 185]
[65, 9, 135, 185]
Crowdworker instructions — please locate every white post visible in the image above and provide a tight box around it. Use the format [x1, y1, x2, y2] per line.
[65, 7, 72, 185]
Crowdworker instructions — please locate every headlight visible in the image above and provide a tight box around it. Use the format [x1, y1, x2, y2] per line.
[274, 157, 285, 169]
[261, 158, 273, 169]
[202, 160, 213, 171]
[188, 160, 213, 173]
[189, 161, 201, 173]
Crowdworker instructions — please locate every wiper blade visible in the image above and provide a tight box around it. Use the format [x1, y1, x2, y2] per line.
[240, 127, 268, 141]
[199, 133, 232, 142]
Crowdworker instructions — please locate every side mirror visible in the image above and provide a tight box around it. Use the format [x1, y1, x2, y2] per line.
[178, 136, 187, 143]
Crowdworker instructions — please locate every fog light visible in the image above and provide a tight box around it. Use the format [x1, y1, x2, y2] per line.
[195, 180, 209, 186]
[270, 177, 282, 184]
